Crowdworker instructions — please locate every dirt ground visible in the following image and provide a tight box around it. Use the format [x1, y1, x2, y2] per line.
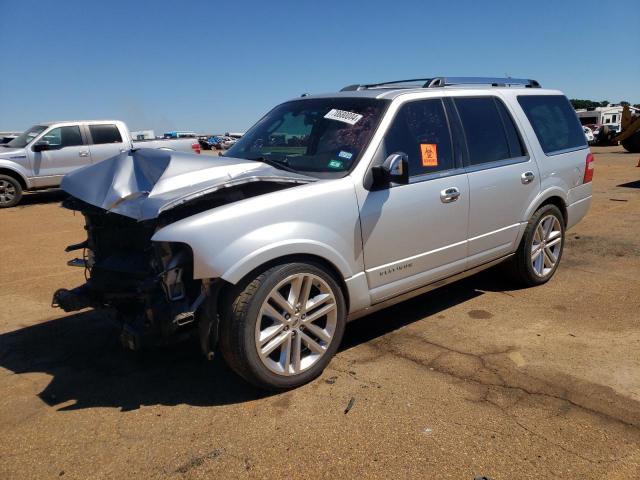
[1, 146, 639, 479]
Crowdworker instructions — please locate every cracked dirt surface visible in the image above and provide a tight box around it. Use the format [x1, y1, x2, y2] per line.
[1, 146, 639, 479]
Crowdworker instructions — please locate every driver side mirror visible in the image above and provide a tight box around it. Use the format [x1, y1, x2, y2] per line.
[372, 153, 409, 186]
[32, 141, 50, 152]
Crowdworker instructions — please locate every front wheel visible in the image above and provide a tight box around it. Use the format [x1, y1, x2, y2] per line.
[509, 204, 565, 286]
[219, 262, 346, 390]
[0, 175, 22, 208]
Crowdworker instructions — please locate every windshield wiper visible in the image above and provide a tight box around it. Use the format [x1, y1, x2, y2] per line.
[246, 156, 300, 174]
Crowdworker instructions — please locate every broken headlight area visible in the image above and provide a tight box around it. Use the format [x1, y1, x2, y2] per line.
[52, 197, 209, 350]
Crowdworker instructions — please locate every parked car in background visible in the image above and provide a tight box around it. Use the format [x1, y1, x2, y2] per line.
[584, 123, 601, 136]
[592, 124, 620, 146]
[52, 77, 593, 390]
[583, 123, 603, 143]
[0, 132, 21, 144]
[163, 131, 197, 139]
[583, 126, 594, 143]
[207, 135, 236, 150]
[198, 136, 213, 150]
[0, 120, 201, 207]
[206, 136, 223, 150]
[225, 132, 245, 140]
[221, 137, 237, 149]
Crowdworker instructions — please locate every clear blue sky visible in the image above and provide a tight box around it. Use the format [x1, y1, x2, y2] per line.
[1, 0, 638, 134]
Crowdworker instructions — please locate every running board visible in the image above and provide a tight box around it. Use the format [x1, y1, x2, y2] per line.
[346, 254, 513, 322]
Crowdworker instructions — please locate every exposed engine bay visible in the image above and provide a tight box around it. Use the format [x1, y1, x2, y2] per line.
[52, 149, 314, 353]
[54, 197, 203, 351]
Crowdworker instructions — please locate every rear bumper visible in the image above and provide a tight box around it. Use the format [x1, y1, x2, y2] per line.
[566, 195, 592, 230]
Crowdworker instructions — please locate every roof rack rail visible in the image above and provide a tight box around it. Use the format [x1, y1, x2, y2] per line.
[340, 78, 433, 91]
[340, 76, 541, 91]
[425, 77, 541, 88]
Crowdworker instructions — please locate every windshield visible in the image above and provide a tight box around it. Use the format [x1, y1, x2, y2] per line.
[226, 97, 390, 178]
[6, 125, 47, 148]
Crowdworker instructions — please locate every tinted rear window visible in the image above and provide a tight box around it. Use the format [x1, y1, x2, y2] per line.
[89, 124, 123, 144]
[454, 97, 513, 166]
[517, 95, 586, 154]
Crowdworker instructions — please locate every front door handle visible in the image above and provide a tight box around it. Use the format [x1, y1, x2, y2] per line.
[521, 171, 535, 184]
[440, 187, 460, 203]
[79, 151, 90, 157]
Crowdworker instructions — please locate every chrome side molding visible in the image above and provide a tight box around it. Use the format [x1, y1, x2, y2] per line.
[347, 254, 514, 322]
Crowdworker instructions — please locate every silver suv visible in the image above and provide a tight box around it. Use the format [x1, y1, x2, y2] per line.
[53, 77, 593, 389]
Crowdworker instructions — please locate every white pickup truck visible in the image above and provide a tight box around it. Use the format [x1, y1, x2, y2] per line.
[0, 120, 201, 207]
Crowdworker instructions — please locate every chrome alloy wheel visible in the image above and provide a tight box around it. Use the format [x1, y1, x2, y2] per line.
[255, 273, 338, 376]
[0, 179, 16, 206]
[531, 214, 562, 277]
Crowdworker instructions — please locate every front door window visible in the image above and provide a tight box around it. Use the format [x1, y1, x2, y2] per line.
[381, 99, 454, 177]
[41, 126, 83, 149]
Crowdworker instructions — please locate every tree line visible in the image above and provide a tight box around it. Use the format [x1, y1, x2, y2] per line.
[570, 99, 640, 109]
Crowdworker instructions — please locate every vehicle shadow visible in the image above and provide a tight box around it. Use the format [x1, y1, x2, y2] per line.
[17, 189, 68, 206]
[342, 267, 521, 350]
[618, 180, 640, 189]
[0, 268, 514, 411]
[0, 309, 267, 411]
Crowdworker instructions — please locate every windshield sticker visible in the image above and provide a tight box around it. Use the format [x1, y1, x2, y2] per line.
[420, 144, 438, 167]
[338, 150, 353, 160]
[324, 109, 363, 125]
[328, 159, 344, 169]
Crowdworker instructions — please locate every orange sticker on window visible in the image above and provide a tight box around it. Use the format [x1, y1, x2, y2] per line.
[420, 144, 438, 167]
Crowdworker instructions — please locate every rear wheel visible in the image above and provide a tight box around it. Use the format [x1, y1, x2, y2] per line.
[0, 175, 22, 208]
[509, 204, 565, 286]
[219, 262, 346, 390]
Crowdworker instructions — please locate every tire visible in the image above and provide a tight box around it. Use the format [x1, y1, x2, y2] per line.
[621, 131, 640, 153]
[508, 204, 565, 287]
[219, 262, 346, 390]
[0, 174, 23, 208]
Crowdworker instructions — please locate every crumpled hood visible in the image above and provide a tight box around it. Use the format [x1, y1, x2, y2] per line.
[61, 148, 315, 221]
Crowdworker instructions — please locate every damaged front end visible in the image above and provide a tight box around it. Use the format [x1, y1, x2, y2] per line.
[52, 197, 219, 352]
[52, 149, 314, 354]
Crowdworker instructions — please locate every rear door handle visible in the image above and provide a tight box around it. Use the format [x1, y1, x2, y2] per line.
[521, 171, 535, 184]
[79, 151, 89, 157]
[440, 187, 460, 203]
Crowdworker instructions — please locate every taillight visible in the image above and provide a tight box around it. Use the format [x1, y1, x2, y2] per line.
[583, 152, 594, 183]
[191, 142, 201, 154]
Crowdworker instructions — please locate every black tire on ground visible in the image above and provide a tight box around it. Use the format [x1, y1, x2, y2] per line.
[621, 130, 640, 153]
[218, 262, 346, 390]
[507, 204, 565, 287]
[0, 174, 23, 208]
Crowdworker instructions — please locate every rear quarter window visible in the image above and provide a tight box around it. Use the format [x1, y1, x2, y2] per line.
[453, 96, 525, 167]
[517, 95, 586, 154]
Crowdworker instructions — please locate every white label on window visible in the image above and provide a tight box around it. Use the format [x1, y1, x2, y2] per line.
[324, 109, 363, 125]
